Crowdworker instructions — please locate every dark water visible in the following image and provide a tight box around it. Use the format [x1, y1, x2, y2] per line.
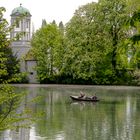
[0, 85, 140, 140]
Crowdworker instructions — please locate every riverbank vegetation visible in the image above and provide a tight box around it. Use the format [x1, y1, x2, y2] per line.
[31, 0, 140, 85]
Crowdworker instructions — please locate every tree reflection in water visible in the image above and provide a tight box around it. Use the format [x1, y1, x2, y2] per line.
[0, 84, 44, 140]
[0, 85, 140, 140]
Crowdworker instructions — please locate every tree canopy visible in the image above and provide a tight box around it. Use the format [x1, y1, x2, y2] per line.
[31, 0, 140, 85]
[31, 22, 64, 83]
[0, 7, 22, 83]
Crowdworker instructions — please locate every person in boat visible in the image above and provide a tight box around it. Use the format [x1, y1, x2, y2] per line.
[79, 91, 86, 98]
[91, 94, 97, 100]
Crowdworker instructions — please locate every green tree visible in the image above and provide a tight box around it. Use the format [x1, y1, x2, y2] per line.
[97, 0, 130, 71]
[0, 84, 23, 131]
[41, 19, 47, 28]
[63, 0, 137, 84]
[31, 0, 140, 85]
[0, 7, 21, 83]
[0, 7, 44, 131]
[125, 0, 140, 84]
[63, 2, 104, 84]
[59, 21, 64, 35]
[0, 7, 24, 131]
[128, 9, 140, 68]
[31, 23, 64, 83]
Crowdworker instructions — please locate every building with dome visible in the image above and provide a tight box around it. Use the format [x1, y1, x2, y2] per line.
[10, 4, 38, 83]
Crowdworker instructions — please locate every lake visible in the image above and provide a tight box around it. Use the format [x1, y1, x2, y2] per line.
[0, 84, 140, 140]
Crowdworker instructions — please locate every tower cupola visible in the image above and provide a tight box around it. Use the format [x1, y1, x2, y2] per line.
[11, 4, 31, 16]
[10, 4, 31, 41]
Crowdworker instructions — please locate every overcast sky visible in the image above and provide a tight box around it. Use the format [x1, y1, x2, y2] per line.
[0, 0, 98, 30]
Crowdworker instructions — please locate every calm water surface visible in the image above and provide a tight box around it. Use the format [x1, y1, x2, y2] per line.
[0, 84, 140, 140]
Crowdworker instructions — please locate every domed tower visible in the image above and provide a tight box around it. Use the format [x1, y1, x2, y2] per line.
[10, 4, 38, 83]
[10, 4, 31, 59]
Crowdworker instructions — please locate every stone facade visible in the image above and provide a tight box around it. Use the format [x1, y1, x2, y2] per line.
[10, 4, 38, 83]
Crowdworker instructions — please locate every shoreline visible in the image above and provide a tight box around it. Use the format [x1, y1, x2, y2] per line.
[10, 84, 140, 89]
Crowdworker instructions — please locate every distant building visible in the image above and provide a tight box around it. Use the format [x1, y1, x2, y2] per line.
[10, 4, 38, 83]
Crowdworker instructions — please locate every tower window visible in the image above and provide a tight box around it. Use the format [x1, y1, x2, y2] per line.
[26, 20, 29, 28]
[27, 33, 29, 40]
[16, 21, 20, 28]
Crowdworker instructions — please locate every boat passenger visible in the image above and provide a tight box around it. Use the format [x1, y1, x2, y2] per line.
[91, 94, 97, 100]
[79, 91, 85, 98]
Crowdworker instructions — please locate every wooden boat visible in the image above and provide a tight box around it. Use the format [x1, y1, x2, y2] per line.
[70, 95, 99, 102]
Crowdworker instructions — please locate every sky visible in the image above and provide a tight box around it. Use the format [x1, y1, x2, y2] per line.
[0, 0, 98, 30]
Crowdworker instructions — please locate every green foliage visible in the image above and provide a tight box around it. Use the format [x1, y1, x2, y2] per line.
[62, 0, 133, 84]
[0, 7, 31, 131]
[0, 7, 25, 84]
[41, 19, 47, 27]
[0, 84, 24, 130]
[132, 70, 140, 85]
[63, 3, 103, 82]
[125, 0, 140, 70]
[33, 0, 140, 85]
[0, 46, 21, 83]
[98, 0, 130, 71]
[0, 84, 45, 131]
[31, 23, 64, 82]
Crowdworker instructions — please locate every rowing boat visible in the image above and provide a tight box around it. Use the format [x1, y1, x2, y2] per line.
[70, 95, 99, 102]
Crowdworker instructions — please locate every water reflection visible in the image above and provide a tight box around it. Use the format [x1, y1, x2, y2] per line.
[0, 85, 140, 140]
